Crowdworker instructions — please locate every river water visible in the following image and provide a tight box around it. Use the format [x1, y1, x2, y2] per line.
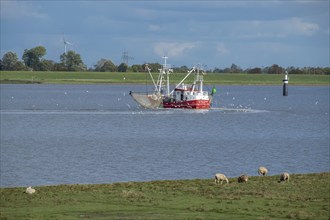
[0, 84, 329, 187]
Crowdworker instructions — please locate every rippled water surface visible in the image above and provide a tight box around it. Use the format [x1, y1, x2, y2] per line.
[1, 84, 329, 187]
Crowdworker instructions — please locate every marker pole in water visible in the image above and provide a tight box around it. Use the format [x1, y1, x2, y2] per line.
[283, 71, 288, 96]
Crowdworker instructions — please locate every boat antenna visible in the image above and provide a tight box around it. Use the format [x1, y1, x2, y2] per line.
[162, 56, 168, 69]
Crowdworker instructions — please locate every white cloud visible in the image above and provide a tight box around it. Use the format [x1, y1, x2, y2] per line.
[153, 42, 195, 57]
[287, 17, 319, 35]
[216, 43, 230, 55]
[1, 1, 47, 19]
[230, 17, 320, 40]
[149, 24, 161, 31]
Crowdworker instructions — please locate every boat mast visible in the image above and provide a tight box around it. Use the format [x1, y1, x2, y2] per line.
[192, 65, 204, 93]
[162, 56, 171, 96]
[196, 67, 204, 93]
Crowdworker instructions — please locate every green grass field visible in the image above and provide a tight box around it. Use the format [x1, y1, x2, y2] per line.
[1, 71, 329, 85]
[1, 173, 329, 219]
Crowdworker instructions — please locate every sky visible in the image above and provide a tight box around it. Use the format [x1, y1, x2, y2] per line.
[1, 0, 329, 70]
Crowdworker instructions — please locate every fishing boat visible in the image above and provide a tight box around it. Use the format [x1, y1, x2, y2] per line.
[129, 56, 216, 109]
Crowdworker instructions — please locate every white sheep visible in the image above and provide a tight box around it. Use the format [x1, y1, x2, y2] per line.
[258, 166, 268, 176]
[25, 186, 36, 194]
[214, 173, 229, 184]
[238, 174, 249, 183]
[278, 172, 290, 183]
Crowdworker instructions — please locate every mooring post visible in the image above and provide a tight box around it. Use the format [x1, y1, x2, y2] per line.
[283, 71, 288, 96]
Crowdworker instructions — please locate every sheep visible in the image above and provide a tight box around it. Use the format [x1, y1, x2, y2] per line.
[214, 173, 229, 184]
[238, 174, 249, 183]
[278, 172, 290, 183]
[258, 166, 268, 176]
[25, 186, 36, 194]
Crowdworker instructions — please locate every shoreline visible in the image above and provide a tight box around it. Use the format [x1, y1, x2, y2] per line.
[1, 171, 328, 189]
[1, 71, 329, 86]
[1, 172, 329, 219]
[1, 80, 329, 86]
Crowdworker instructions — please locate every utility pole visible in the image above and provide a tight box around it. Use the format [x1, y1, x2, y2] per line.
[121, 49, 134, 66]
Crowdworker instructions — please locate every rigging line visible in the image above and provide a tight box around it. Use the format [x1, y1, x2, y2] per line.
[145, 70, 148, 95]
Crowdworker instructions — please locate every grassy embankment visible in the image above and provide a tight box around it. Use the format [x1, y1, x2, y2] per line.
[1, 173, 329, 219]
[1, 71, 329, 85]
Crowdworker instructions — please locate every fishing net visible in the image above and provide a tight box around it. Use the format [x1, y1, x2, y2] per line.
[130, 92, 162, 109]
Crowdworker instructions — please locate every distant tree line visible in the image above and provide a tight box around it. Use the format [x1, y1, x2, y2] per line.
[1, 46, 329, 75]
[212, 63, 330, 75]
[1, 46, 87, 72]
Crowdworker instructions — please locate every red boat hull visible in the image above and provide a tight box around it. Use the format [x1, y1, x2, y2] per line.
[162, 100, 210, 109]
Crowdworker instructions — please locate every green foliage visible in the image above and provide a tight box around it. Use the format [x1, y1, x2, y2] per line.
[247, 67, 262, 74]
[94, 58, 117, 72]
[1, 173, 329, 219]
[60, 51, 86, 71]
[268, 64, 285, 74]
[288, 67, 330, 75]
[22, 46, 47, 71]
[173, 65, 189, 73]
[145, 63, 162, 73]
[40, 59, 55, 71]
[2, 46, 330, 74]
[2, 51, 18, 70]
[130, 64, 144, 72]
[1, 51, 26, 71]
[230, 63, 242, 73]
[117, 62, 128, 72]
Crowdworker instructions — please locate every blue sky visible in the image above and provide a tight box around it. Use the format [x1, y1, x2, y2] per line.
[1, 0, 329, 69]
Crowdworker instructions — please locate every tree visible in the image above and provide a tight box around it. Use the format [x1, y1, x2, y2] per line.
[173, 65, 189, 73]
[94, 59, 117, 72]
[53, 62, 66, 71]
[144, 63, 161, 73]
[22, 46, 46, 71]
[60, 51, 86, 71]
[2, 51, 26, 70]
[213, 68, 224, 73]
[118, 63, 128, 72]
[287, 66, 303, 74]
[268, 64, 284, 74]
[131, 64, 143, 72]
[247, 67, 262, 74]
[307, 67, 327, 75]
[230, 63, 242, 73]
[223, 67, 231, 73]
[323, 67, 330, 75]
[40, 60, 55, 71]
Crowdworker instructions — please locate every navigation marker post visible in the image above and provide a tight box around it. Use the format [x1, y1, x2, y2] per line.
[283, 71, 289, 96]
